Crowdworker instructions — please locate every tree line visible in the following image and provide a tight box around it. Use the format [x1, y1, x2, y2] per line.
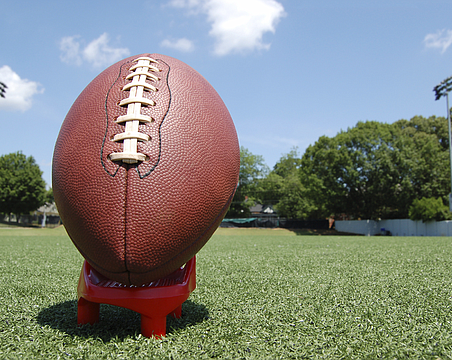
[227, 115, 452, 221]
[0, 151, 51, 222]
[1, 115, 450, 223]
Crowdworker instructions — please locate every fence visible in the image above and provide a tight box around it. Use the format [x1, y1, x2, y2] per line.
[335, 219, 452, 236]
[221, 218, 330, 230]
[1, 214, 61, 227]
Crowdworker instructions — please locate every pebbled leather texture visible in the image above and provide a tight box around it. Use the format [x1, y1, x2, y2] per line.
[52, 54, 240, 286]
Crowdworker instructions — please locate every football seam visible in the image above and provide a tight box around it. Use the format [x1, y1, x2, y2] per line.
[127, 183, 237, 277]
[81, 183, 237, 281]
[123, 161, 130, 280]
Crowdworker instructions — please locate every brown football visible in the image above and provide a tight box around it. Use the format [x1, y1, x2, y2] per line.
[52, 54, 240, 286]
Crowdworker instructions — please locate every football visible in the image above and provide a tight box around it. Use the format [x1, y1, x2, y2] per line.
[52, 54, 240, 286]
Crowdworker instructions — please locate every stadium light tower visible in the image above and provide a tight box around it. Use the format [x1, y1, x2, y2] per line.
[433, 75, 452, 211]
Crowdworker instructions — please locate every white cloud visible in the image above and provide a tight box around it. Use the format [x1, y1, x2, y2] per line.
[424, 29, 452, 53]
[0, 66, 44, 112]
[168, 0, 202, 8]
[161, 38, 195, 52]
[168, 0, 286, 56]
[59, 35, 83, 66]
[59, 33, 130, 68]
[82, 33, 131, 68]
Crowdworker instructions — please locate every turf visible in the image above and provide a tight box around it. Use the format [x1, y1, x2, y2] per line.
[1, 227, 452, 359]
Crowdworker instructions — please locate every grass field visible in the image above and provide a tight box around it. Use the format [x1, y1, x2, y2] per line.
[1, 227, 452, 359]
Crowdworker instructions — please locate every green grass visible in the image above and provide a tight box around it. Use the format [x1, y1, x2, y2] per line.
[1, 227, 452, 359]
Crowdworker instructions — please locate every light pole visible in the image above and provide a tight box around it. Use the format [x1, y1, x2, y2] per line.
[434, 75, 452, 211]
[0, 82, 7, 98]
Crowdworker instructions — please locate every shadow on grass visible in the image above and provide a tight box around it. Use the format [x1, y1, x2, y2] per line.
[36, 299, 209, 341]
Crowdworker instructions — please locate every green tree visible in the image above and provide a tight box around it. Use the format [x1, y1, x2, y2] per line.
[275, 169, 317, 219]
[257, 171, 283, 206]
[330, 121, 405, 219]
[300, 135, 345, 219]
[44, 187, 54, 204]
[0, 152, 46, 222]
[299, 116, 450, 219]
[393, 116, 450, 202]
[257, 148, 302, 207]
[259, 148, 318, 218]
[226, 146, 268, 218]
[409, 197, 451, 222]
[273, 147, 302, 178]
[394, 115, 449, 151]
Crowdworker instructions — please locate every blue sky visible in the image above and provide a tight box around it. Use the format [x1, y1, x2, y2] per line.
[1, 0, 452, 188]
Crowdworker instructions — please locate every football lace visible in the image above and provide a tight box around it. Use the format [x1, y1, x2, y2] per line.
[109, 57, 160, 164]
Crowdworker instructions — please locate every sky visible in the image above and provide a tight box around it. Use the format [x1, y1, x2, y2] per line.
[1, 0, 452, 188]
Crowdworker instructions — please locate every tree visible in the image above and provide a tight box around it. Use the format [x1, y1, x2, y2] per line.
[298, 116, 450, 219]
[329, 121, 407, 219]
[44, 187, 54, 204]
[394, 115, 449, 151]
[299, 134, 347, 219]
[273, 147, 302, 178]
[0, 152, 46, 221]
[226, 146, 269, 218]
[393, 116, 450, 202]
[257, 148, 301, 208]
[256, 171, 283, 206]
[225, 116, 449, 220]
[274, 169, 316, 219]
[258, 148, 318, 218]
[409, 197, 451, 222]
